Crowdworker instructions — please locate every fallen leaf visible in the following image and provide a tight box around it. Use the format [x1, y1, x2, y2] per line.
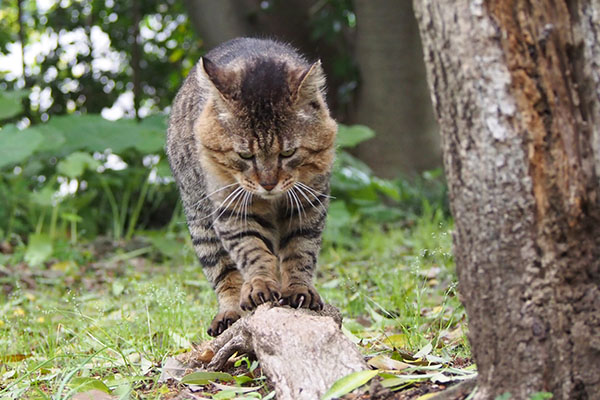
[368, 355, 411, 371]
[0, 354, 31, 362]
[211, 381, 260, 392]
[197, 348, 214, 363]
[158, 357, 189, 382]
[414, 342, 433, 359]
[382, 334, 408, 349]
[181, 371, 234, 385]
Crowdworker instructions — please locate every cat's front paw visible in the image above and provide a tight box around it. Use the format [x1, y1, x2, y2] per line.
[280, 282, 323, 311]
[207, 309, 242, 337]
[239, 277, 281, 311]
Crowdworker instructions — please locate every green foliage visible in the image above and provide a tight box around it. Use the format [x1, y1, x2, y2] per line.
[0, 106, 174, 251]
[0, 90, 29, 120]
[23, 233, 52, 266]
[530, 393, 553, 400]
[0, 124, 44, 168]
[0, 209, 462, 399]
[0, 0, 201, 122]
[322, 370, 379, 400]
[1, 108, 447, 265]
[327, 124, 448, 246]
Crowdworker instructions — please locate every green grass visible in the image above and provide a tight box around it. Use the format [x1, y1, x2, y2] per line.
[0, 208, 468, 399]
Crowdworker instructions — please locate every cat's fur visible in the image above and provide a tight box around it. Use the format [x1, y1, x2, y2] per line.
[166, 38, 337, 336]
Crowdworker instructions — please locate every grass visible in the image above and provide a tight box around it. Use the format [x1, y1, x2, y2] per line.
[0, 206, 469, 399]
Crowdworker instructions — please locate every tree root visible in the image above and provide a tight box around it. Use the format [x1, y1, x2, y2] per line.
[177, 303, 367, 400]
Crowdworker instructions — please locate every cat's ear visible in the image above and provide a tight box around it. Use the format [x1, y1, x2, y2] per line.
[291, 60, 326, 105]
[198, 57, 240, 103]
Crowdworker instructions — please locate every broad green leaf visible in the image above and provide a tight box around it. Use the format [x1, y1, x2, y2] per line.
[180, 371, 234, 385]
[0, 124, 44, 169]
[155, 158, 173, 179]
[43, 114, 165, 154]
[0, 90, 29, 120]
[27, 124, 66, 153]
[57, 152, 100, 178]
[212, 390, 237, 400]
[336, 124, 375, 148]
[61, 212, 82, 222]
[372, 177, 401, 201]
[69, 377, 111, 394]
[233, 375, 253, 385]
[24, 234, 53, 266]
[321, 369, 379, 400]
[29, 185, 56, 207]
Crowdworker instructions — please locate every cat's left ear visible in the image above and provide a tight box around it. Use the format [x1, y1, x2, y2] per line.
[198, 57, 240, 104]
[291, 60, 326, 105]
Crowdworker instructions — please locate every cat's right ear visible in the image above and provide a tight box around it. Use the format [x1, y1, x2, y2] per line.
[198, 57, 239, 104]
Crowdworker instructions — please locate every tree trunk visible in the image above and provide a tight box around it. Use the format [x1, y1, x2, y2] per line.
[182, 0, 255, 50]
[414, 0, 600, 399]
[353, 0, 440, 177]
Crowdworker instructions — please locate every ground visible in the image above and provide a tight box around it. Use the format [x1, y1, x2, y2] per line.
[0, 209, 471, 399]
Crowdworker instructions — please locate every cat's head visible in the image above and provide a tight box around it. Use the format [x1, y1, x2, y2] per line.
[195, 55, 337, 199]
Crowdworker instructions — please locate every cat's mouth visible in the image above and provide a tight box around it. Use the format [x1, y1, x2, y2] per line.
[258, 191, 282, 199]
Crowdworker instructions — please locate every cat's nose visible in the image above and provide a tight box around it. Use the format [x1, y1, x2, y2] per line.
[260, 181, 277, 191]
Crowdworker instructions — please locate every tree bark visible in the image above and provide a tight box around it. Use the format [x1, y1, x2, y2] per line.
[353, 0, 440, 176]
[414, 0, 600, 399]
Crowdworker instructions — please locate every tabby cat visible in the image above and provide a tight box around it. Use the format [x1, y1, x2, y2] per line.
[166, 38, 337, 337]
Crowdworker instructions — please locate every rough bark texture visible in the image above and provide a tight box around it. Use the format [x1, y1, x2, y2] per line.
[414, 0, 600, 399]
[353, 0, 440, 176]
[176, 304, 367, 400]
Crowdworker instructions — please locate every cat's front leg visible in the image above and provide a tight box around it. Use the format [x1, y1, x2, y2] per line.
[214, 218, 281, 310]
[188, 219, 244, 337]
[278, 207, 327, 311]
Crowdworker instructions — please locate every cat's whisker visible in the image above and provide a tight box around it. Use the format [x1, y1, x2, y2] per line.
[211, 188, 246, 227]
[197, 186, 243, 221]
[231, 188, 246, 219]
[289, 187, 305, 226]
[206, 186, 244, 223]
[243, 191, 251, 228]
[296, 181, 335, 199]
[194, 182, 239, 209]
[286, 191, 294, 229]
[293, 183, 327, 215]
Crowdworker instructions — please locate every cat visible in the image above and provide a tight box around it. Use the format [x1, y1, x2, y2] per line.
[166, 37, 337, 337]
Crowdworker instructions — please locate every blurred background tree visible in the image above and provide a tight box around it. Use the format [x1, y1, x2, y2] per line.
[0, 0, 446, 250]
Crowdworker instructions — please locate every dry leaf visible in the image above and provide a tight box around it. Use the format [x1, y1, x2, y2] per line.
[367, 355, 411, 371]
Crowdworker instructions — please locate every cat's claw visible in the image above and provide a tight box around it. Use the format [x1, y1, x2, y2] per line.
[207, 310, 242, 337]
[280, 283, 323, 311]
[240, 277, 281, 311]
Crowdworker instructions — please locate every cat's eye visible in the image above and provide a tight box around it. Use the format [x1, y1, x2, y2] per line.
[280, 148, 296, 158]
[238, 152, 254, 160]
